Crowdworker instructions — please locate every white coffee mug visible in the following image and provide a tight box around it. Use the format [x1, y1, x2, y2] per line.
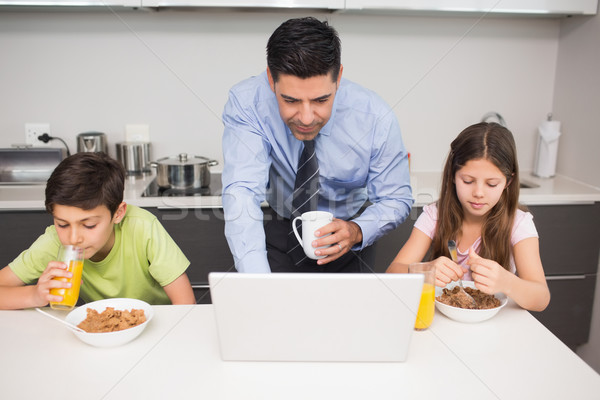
[292, 211, 333, 260]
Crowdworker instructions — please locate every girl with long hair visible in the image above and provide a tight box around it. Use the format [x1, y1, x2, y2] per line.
[387, 122, 550, 311]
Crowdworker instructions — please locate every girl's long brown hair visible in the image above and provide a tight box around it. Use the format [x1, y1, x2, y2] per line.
[431, 122, 523, 270]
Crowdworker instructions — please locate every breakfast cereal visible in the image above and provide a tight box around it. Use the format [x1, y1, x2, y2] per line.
[77, 307, 146, 333]
[437, 286, 501, 309]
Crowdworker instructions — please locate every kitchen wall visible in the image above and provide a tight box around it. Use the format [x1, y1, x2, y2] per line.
[554, 14, 600, 188]
[553, 11, 600, 373]
[0, 8, 561, 173]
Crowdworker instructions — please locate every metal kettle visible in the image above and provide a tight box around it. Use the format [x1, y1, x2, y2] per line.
[77, 132, 108, 153]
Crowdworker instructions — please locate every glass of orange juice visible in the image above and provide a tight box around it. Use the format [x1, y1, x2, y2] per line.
[49, 245, 84, 311]
[409, 262, 435, 331]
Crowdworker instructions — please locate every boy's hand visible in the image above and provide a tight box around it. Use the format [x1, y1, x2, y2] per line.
[35, 261, 73, 306]
[467, 247, 511, 294]
[431, 256, 467, 287]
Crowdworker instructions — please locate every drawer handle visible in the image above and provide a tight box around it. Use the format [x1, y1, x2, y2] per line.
[191, 284, 210, 289]
[546, 275, 586, 281]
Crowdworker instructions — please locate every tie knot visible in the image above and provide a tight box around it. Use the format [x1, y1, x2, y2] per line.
[303, 140, 315, 152]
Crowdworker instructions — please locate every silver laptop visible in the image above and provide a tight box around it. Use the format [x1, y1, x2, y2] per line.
[208, 272, 424, 362]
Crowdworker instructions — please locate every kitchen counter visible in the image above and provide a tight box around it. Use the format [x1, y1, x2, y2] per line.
[1, 301, 599, 399]
[0, 172, 224, 210]
[1, 171, 599, 210]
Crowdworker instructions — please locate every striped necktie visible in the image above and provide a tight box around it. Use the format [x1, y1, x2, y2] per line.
[291, 140, 319, 217]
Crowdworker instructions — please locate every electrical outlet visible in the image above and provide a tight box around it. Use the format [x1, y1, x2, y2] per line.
[25, 123, 51, 146]
[125, 124, 150, 142]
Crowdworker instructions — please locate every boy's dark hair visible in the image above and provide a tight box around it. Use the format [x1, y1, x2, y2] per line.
[45, 152, 125, 216]
[267, 17, 341, 83]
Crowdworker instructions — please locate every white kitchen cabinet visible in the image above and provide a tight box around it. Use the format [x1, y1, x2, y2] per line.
[141, 0, 344, 9]
[346, 0, 598, 16]
[3, 0, 595, 14]
[0, 0, 140, 6]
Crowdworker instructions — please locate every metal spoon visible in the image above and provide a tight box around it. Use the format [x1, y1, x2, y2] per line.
[447, 240, 477, 308]
[35, 307, 86, 333]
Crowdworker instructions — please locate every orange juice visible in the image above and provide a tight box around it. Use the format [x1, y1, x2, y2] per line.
[50, 259, 84, 310]
[414, 283, 435, 330]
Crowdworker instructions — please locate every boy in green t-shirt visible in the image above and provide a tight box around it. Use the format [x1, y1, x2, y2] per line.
[0, 152, 196, 309]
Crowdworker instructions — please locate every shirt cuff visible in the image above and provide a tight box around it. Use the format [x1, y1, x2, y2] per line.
[235, 250, 271, 273]
[350, 218, 378, 251]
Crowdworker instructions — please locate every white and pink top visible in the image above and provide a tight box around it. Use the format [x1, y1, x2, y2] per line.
[414, 203, 539, 280]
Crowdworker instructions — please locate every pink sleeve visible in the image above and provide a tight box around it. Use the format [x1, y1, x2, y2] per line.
[511, 210, 539, 245]
[414, 203, 438, 239]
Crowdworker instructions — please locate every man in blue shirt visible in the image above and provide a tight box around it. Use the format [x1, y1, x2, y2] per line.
[222, 17, 412, 273]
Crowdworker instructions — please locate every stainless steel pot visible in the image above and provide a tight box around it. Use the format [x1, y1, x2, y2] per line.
[151, 153, 218, 189]
[116, 142, 152, 176]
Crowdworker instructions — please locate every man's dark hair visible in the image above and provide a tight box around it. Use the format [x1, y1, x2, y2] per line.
[45, 152, 125, 216]
[267, 17, 341, 83]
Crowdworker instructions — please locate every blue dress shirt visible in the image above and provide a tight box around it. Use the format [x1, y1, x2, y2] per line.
[222, 71, 413, 273]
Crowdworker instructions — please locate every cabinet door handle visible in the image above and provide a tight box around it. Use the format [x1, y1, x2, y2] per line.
[545, 275, 586, 281]
[191, 284, 210, 289]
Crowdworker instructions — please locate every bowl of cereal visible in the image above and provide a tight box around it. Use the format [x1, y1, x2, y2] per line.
[65, 298, 154, 347]
[435, 281, 507, 323]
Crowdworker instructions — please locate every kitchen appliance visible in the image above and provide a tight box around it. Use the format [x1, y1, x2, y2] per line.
[151, 153, 218, 190]
[533, 117, 561, 178]
[0, 147, 67, 184]
[141, 172, 222, 197]
[77, 132, 108, 154]
[116, 142, 151, 176]
[481, 111, 507, 127]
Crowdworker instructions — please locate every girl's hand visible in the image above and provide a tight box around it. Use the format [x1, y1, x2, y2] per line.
[467, 247, 512, 294]
[431, 256, 467, 287]
[34, 261, 72, 306]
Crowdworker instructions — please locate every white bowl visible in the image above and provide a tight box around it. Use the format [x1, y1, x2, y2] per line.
[65, 298, 154, 347]
[435, 281, 507, 323]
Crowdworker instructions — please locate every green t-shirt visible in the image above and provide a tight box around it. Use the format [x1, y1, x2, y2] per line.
[9, 205, 190, 305]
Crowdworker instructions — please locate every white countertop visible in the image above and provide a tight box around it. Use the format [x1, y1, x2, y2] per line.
[1, 302, 599, 399]
[1, 171, 599, 211]
[411, 171, 600, 206]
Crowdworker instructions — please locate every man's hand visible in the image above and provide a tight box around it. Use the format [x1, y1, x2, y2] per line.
[312, 219, 363, 264]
